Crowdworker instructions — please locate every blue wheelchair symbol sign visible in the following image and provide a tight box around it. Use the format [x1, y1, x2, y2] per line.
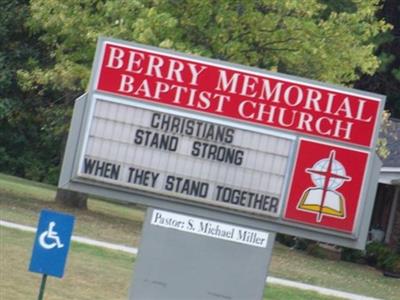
[39, 221, 65, 250]
[29, 210, 75, 278]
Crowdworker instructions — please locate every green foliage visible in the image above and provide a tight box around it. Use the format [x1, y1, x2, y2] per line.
[306, 243, 328, 259]
[26, 0, 389, 91]
[0, 0, 71, 184]
[276, 233, 296, 247]
[382, 254, 400, 273]
[366, 241, 400, 272]
[341, 247, 365, 264]
[1, 0, 393, 184]
[342, 241, 400, 273]
[355, 0, 400, 118]
[24, 0, 180, 91]
[276, 234, 311, 251]
[376, 110, 392, 159]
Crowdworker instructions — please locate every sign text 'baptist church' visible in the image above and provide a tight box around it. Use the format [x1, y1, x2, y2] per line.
[98, 43, 380, 148]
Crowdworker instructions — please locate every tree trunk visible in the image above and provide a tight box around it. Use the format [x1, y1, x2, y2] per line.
[55, 188, 88, 209]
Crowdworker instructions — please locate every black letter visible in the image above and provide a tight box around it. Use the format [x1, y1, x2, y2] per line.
[225, 128, 235, 143]
[187, 219, 195, 230]
[134, 129, 144, 144]
[191, 141, 201, 157]
[151, 113, 161, 129]
[165, 175, 174, 191]
[83, 158, 97, 174]
[234, 150, 244, 166]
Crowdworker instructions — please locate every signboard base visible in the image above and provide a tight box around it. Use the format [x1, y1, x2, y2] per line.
[129, 208, 275, 300]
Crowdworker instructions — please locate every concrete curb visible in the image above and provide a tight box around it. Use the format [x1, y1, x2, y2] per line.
[0, 220, 138, 255]
[266, 277, 381, 300]
[1, 219, 382, 300]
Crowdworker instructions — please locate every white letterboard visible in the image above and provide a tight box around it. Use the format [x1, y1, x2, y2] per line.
[78, 98, 294, 217]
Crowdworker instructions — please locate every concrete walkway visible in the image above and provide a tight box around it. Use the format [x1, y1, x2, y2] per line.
[1, 219, 381, 300]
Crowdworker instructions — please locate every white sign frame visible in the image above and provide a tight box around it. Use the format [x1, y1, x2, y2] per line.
[58, 37, 386, 249]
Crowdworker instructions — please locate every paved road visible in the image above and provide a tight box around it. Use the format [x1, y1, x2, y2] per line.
[1, 219, 382, 300]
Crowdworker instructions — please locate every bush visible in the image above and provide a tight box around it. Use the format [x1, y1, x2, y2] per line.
[275, 234, 311, 250]
[341, 247, 365, 263]
[366, 241, 400, 273]
[306, 243, 326, 259]
[276, 234, 296, 247]
[382, 253, 400, 273]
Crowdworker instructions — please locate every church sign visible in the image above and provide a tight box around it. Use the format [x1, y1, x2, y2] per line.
[59, 37, 385, 249]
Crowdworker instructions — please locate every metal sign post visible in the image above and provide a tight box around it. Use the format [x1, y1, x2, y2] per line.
[129, 208, 275, 300]
[37, 274, 47, 300]
[29, 210, 75, 299]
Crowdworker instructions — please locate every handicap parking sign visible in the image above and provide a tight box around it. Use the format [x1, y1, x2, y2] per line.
[29, 209, 75, 278]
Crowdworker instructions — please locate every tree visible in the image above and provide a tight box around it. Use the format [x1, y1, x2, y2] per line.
[0, 0, 88, 207]
[0, 0, 65, 183]
[26, 0, 389, 87]
[355, 0, 400, 118]
[20, 0, 390, 207]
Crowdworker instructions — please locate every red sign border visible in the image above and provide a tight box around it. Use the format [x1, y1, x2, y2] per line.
[91, 40, 384, 149]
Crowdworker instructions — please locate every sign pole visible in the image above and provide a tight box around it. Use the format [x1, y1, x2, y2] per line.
[29, 210, 75, 299]
[37, 274, 47, 300]
[129, 208, 275, 300]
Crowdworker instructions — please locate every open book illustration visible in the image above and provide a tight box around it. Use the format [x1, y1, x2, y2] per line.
[297, 150, 351, 223]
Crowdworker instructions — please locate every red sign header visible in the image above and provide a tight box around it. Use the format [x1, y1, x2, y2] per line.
[96, 42, 380, 147]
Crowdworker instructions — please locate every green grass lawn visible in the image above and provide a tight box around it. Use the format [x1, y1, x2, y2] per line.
[1, 227, 341, 300]
[1, 173, 399, 299]
[0, 173, 144, 246]
[1, 227, 133, 299]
